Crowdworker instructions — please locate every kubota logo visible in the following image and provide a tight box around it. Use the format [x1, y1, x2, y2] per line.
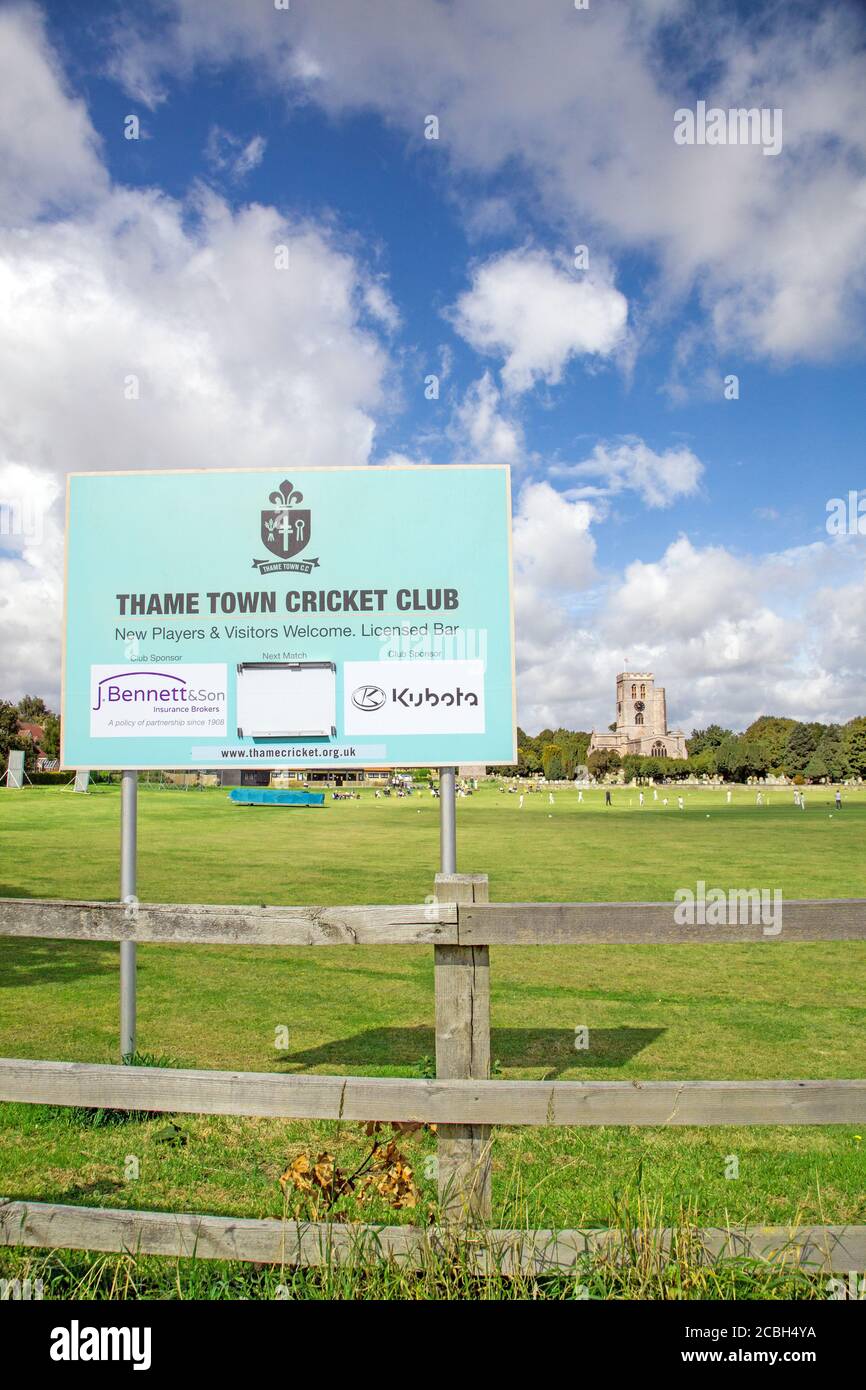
[352, 684, 386, 711]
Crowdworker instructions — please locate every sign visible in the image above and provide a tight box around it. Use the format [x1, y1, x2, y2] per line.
[62, 466, 516, 769]
[6, 749, 25, 789]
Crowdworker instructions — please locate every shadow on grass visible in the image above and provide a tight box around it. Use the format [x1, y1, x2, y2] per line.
[279, 1025, 664, 1075]
[0, 938, 116, 988]
[52, 1179, 127, 1204]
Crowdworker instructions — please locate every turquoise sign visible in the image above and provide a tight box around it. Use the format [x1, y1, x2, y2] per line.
[62, 466, 516, 769]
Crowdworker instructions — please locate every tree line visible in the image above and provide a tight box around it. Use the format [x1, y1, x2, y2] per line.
[0, 696, 60, 774]
[3, 700, 865, 784]
[492, 715, 866, 783]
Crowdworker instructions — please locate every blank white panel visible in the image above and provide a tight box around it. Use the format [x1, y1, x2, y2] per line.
[236, 664, 335, 738]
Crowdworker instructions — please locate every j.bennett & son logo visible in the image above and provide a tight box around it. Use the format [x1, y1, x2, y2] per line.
[92, 670, 194, 713]
[89, 664, 228, 738]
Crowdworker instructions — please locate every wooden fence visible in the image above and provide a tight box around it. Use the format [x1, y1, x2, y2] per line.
[1, 879, 865, 1275]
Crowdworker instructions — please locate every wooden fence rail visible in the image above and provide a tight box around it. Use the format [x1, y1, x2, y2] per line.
[2, 1201, 865, 1275]
[3, 1060, 865, 1127]
[1, 887, 865, 1274]
[3, 895, 866, 945]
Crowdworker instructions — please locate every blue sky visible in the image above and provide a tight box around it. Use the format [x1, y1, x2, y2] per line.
[1, 0, 864, 733]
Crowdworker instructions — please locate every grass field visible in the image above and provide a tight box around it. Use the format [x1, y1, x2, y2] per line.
[1, 782, 864, 1297]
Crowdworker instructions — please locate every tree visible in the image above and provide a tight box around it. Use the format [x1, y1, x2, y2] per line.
[587, 748, 621, 781]
[688, 725, 733, 756]
[541, 743, 564, 781]
[742, 716, 797, 768]
[743, 739, 770, 777]
[715, 736, 754, 782]
[784, 723, 817, 777]
[843, 718, 866, 777]
[0, 700, 36, 776]
[689, 747, 718, 777]
[16, 695, 50, 723]
[621, 754, 643, 783]
[516, 726, 542, 774]
[813, 727, 847, 781]
[804, 749, 828, 782]
[552, 728, 589, 779]
[41, 714, 61, 760]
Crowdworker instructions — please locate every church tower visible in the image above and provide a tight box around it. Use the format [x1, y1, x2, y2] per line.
[589, 670, 687, 761]
[616, 671, 658, 739]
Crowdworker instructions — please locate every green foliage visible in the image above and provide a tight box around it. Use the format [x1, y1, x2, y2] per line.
[812, 727, 848, 782]
[713, 736, 770, 782]
[784, 723, 817, 777]
[16, 694, 50, 723]
[514, 726, 589, 779]
[0, 700, 36, 776]
[505, 711, 866, 786]
[541, 742, 564, 781]
[742, 716, 797, 766]
[687, 725, 732, 756]
[587, 748, 621, 780]
[688, 747, 718, 777]
[804, 749, 829, 781]
[40, 714, 61, 760]
[843, 717, 866, 777]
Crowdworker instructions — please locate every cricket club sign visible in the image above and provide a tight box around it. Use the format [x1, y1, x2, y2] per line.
[253, 479, 320, 574]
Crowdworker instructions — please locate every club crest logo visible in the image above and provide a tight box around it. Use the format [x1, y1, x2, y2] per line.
[253, 479, 320, 574]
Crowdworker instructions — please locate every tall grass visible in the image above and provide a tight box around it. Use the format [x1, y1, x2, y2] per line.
[0, 1195, 834, 1301]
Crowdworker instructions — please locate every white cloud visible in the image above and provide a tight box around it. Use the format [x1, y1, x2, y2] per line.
[0, 13, 396, 704]
[558, 438, 704, 509]
[515, 531, 866, 735]
[450, 373, 525, 465]
[363, 279, 401, 332]
[0, 461, 63, 701]
[0, 190, 390, 477]
[205, 126, 267, 180]
[450, 250, 628, 393]
[116, 0, 866, 364]
[513, 481, 597, 594]
[0, 4, 106, 220]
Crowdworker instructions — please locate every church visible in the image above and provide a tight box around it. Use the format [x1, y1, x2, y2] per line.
[588, 671, 688, 761]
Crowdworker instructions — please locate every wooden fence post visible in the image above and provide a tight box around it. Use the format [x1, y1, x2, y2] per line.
[433, 872, 492, 1223]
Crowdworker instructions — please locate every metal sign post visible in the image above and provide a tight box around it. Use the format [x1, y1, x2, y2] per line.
[439, 766, 456, 873]
[120, 770, 137, 1059]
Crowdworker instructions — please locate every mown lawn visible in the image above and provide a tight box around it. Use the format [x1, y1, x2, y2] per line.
[0, 782, 864, 1290]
